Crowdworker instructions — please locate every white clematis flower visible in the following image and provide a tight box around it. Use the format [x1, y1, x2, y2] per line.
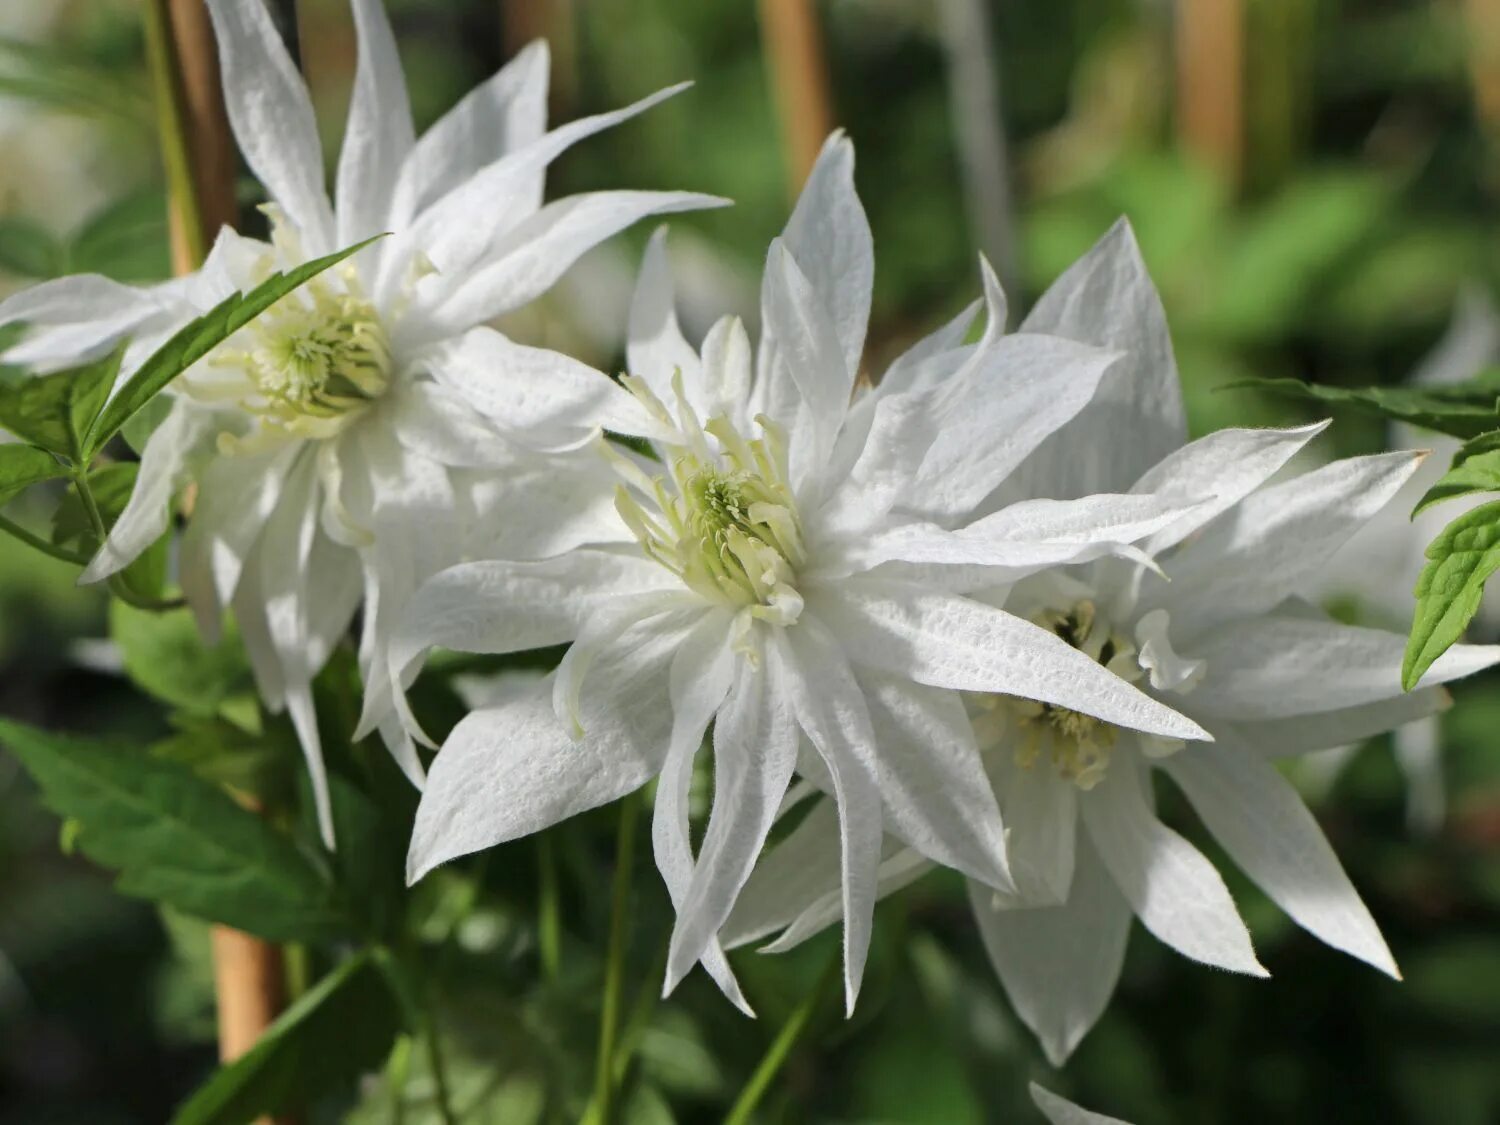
[721, 220, 1500, 1062]
[395, 135, 1212, 1015]
[0, 0, 723, 846]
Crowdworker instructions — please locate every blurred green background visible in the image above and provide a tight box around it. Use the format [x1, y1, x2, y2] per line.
[3, 0, 1500, 1121]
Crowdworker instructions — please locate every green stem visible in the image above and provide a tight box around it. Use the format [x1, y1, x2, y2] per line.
[385, 1034, 413, 1125]
[723, 952, 839, 1125]
[591, 794, 640, 1125]
[422, 1015, 458, 1125]
[376, 948, 459, 1125]
[141, 0, 206, 267]
[0, 513, 90, 566]
[72, 468, 184, 612]
[538, 834, 561, 984]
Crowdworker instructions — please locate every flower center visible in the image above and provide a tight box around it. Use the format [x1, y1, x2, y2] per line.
[974, 601, 1199, 789]
[610, 372, 805, 624]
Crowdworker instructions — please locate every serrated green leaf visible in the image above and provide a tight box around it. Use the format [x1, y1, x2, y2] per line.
[109, 602, 251, 716]
[150, 713, 290, 801]
[170, 951, 402, 1125]
[0, 344, 122, 460]
[83, 235, 382, 460]
[1414, 431, 1500, 515]
[1403, 499, 1500, 689]
[0, 443, 65, 505]
[0, 719, 351, 942]
[0, 215, 66, 279]
[1239, 376, 1500, 439]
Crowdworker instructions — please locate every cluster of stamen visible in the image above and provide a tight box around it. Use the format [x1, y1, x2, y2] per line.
[611, 372, 806, 626]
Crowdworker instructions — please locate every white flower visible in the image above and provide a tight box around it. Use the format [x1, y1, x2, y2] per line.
[0, 0, 723, 845]
[720, 221, 1500, 1062]
[1030, 1083, 1133, 1125]
[395, 136, 1211, 1014]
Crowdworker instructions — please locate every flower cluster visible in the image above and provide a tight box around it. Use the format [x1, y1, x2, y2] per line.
[2, 0, 1494, 1087]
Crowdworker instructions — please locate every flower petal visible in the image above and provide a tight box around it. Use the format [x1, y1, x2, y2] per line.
[336, 0, 415, 249]
[1080, 756, 1266, 976]
[627, 226, 703, 404]
[968, 833, 1127, 1066]
[1162, 737, 1398, 977]
[1219, 689, 1450, 758]
[205, 0, 333, 251]
[1030, 1083, 1134, 1125]
[987, 737, 1078, 904]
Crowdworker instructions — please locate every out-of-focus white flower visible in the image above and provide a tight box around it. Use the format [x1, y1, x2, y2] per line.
[395, 136, 1210, 1015]
[0, 0, 723, 845]
[1030, 1083, 1133, 1125]
[722, 223, 1500, 1063]
[1310, 287, 1500, 831]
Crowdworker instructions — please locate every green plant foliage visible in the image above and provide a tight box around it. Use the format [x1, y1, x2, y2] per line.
[52, 462, 170, 599]
[170, 951, 402, 1125]
[1235, 376, 1500, 440]
[0, 344, 122, 462]
[0, 214, 67, 279]
[68, 190, 173, 283]
[0, 719, 353, 942]
[1415, 431, 1500, 515]
[0, 443, 65, 505]
[82, 234, 382, 460]
[1404, 499, 1500, 689]
[109, 603, 252, 717]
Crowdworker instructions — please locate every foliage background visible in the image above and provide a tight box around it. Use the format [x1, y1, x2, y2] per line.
[2, 0, 1500, 1121]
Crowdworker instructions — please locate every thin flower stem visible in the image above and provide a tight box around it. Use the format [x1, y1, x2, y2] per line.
[0, 514, 91, 567]
[538, 834, 562, 983]
[71, 468, 184, 613]
[376, 948, 460, 1125]
[385, 1034, 413, 1125]
[422, 1014, 458, 1125]
[723, 951, 839, 1125]
[591, 793, 641, 1125]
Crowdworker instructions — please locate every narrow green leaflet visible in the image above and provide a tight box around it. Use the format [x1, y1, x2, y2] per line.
[0, 719, 352, 942]
[1414, 431, 1500, 516]
[0, 443, 65, 505]
[0, 344, 122, 461]
[83, 234, 381, 459]
[109, 602, 251, 716]
[1403, 499, 1500, 690]
[170, 952, 402, 1125]
[1237, 377, 1500, 440]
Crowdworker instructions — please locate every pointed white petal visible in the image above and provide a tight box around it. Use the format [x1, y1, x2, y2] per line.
[875, 298, 980, 397]
[988, 741, 1077, 904]
[1163, 738, 1398, 977]
[1030, 1083, 1134, 1125]
[1080, 757, 1266, 976]
[665, 641, 798, 995]
[1221, 689, 1450, 757]
[336, 0, 415, 248]
[1185, 615, 1500, 719]
[389, 41, 549, 227]
[626, 226, 703, 401]
[205, 0, 333, 250]
[811, 580, 1209, 741]
[1015, 218, 1186, 497]
[407, 613, 685, 881]
[968, 833, 1127, 1066]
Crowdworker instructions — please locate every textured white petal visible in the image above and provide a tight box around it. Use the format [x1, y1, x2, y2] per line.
[1127, 422, 1330, 554]
[1185, 615, 1500, 719]
[876, 298, 981, 396]
[650, 611, 751, 1013]
[424, 326, 669, 447]
[1030, 1083, 1134, 1125]
[1080, 758, 1266, 976]
[421, 190, 730, 335]
[407, 613, 685, 881]
[968, 834, 1127, 1066]
[772, 618, 885, 1013]
[389, 41, 549, 227]
[336, 0, 415, 249]
[1156, 452, 1427, 636]
[456, 455, 627, 560]
[1220, 689, 1450, 758]
[387, 380, 516, 467]
[1163, 738, 1398, 977]
[856, 669, 1011, 889]
[80, 407, 213, 584]
[664, 640, 798, 996]
[813, 580, 1209, 741]
[698, 314, 753, 422]
[1014, 218, 1186, 498]
[627, 226, 703, 404]
[988, 741, 1077, 904]
[205, 0, 333, 251]
[0, 275, 176, 372]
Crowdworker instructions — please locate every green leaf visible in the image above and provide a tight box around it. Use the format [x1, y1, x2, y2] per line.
[83, 235, 382, 460]
[109, 602, 251, 716]
[52, 462, 169, 599]
[1238, 376, 1500, 440]
[0, 443, 65, 505]
[68, 190, 172, 283]
[0, 345, 123, 460]
[0, 215, 66, 279]
[1403, 499, 1500, 689]
[1414, 431, 1500, 515]
[151, 713, 290, 802]
[0, 719, 352, 942]
[171, 952, 402, 1125]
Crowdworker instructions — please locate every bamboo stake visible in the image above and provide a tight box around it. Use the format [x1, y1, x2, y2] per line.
[1465, 0, 1500, 138]
[757, 0, 836, 195]
[144, 0, 288, 1093]
[1174, 0, 1245, 188]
